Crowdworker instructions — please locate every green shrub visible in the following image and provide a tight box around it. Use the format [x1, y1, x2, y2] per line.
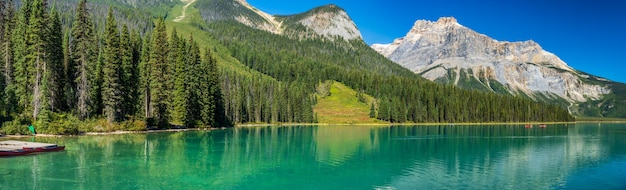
[119, 119, 147, 131]
[34, 111, 81, 135]
[1, 119, 30, 135]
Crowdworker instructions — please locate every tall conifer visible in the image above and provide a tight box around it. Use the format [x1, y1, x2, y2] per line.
[149, 17, 170, 127]
[26, 0, 48, 120]
[120, 24, 135, 117]
[0, 0, 14, 116]
[102, 7, 122, 122]
[70, 0, 95, 120]
[13, 0, 32, 115]
[139, 32, 152, 119]
[170, 29, 186, 124]
[46, 9, 64, 112]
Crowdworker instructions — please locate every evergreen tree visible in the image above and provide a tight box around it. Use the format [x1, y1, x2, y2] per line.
[12, 0, 32, 115]
[25, 0, 49, 120]
[149, 17, 170, 127]
[204, 48, 228, 127]
[170, 29, 187, 124]
[0, 0, 14, 116]
[139, 31, 152, 119]
[102, 7, 122, 122]
[89, 43, 104, 117]
[184, 38, 200, 127]
[45, 9, 64, 113]
[128, 29, 142, 116]
[62, 26, 73, 112]
[120, 24, 136, 117]
[70, 0, 96, 120]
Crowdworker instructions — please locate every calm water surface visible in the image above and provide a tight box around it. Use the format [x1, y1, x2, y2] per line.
[2, 124, 626, 189]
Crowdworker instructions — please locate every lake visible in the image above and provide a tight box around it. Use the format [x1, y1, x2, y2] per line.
[2, 124, 626, 189]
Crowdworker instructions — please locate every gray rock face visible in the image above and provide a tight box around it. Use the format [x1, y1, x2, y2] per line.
[235, 1, 361, 41]
[234, 0, 284, 34]
[372, 17, 610, 102]
[295, 5, 362, 40]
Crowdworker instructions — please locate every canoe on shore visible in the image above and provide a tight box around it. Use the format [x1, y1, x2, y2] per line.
[0, 140, 65, 156]
[0, 147, 33, 156]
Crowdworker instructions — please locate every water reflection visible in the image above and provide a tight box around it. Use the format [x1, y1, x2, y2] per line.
[1, 124, 625, 189]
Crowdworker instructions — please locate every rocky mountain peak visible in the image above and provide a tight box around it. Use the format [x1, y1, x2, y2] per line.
[230, 2, 361, 40]
[293, 4, 362, 40]
[436, 17, 458, 24]
[372, 17, 610, 103]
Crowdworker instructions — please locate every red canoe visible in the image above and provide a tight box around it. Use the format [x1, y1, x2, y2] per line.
[1, 140, 65, 155]
[0, 148, 33, 157]
[23, 145, 66, 152]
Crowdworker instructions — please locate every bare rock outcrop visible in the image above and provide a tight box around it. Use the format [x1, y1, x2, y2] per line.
[372, 17, 610, 102]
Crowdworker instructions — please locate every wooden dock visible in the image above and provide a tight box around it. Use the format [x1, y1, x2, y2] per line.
[0, 140, 65, 156]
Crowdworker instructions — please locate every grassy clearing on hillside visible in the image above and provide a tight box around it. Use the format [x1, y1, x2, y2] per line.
[314, 81, 386, 124]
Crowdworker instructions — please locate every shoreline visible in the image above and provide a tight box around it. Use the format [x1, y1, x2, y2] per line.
[237, 121, 581, 127]
[2, 121, 624, 138]
[0, 127, 223, 139]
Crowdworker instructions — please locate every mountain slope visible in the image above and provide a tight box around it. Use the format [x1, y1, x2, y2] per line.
[277, 4, 362, 40]
[41, 0, 575, 123]
[372, 17, 625, 118]
[196, 0, 361, 41]
[199, 1, 573, 123]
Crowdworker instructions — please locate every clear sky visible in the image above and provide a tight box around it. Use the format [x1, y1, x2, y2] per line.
[247, 0, 626, 84]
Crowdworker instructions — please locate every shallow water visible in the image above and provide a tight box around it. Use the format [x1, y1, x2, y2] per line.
[1, 124, 626, 189]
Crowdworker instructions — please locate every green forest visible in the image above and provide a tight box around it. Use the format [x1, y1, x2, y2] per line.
[206, 19, 574, 123]
[0, 0, 574, 135]
[0, 0, 228, 134]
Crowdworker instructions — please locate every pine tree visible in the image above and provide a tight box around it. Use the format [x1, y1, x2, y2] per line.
[62, 27, 73, 112]
[12, 0, 32, 115]
[185, 38, 201, 127]
[203, 48, 228, 127]
[0, 0, 15, 116]
[25, 0, 49, 120]
[120, 24, 135, 118]
[170, 29, 186, 124]
[45, 9, 64, 113]
[139, 32, 152, 119]
[102, 7, 122, 122]
[91, 45, 104, 116]
[70, 0, 96, 120]
[129, 29, 142, 116]
[149, 17, 170, 128]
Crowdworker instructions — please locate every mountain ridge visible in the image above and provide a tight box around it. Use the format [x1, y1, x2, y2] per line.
[195, 0, 361, 41]
[371, 17, 612, 104]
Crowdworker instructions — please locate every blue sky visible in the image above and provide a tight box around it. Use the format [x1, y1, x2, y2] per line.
[247, 0, 626, 83]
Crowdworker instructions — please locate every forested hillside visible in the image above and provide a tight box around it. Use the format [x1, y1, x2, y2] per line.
[206, 19, 574, 123]
[0, 0, 575, 135]
[0, 0, 228, 134]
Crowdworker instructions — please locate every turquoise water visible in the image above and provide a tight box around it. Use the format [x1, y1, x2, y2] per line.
[1, 124, 626, 189]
